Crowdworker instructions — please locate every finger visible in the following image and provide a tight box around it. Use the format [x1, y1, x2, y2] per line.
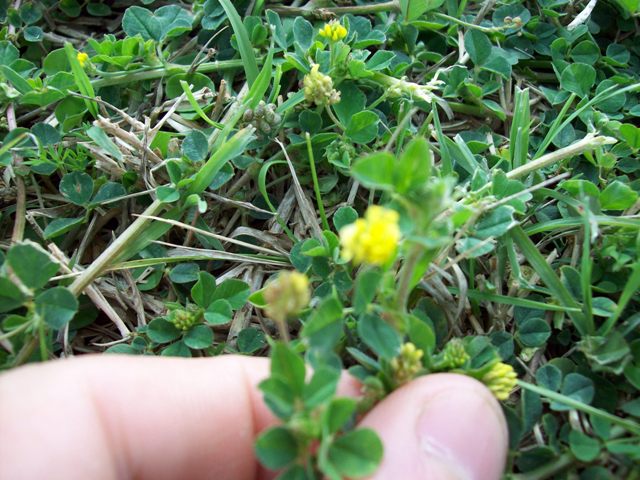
[359, 373, 508, 480]
[0, 355, 359, 480]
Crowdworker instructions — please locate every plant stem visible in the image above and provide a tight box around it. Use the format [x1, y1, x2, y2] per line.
[506, 134, 616, 181]
[271, 1, 400, 17]
[396, 245, 423, 312]
[92, 59, 246, 88]
[518, 380, 640, 436]
[510, 453, 574, 480]
[434, 12, 503, 32]
[69, 199, 165, 296]
[0, 320, 31, 341]
[305, 133, 329, 231]
[37, 315, 47, 362]
[6, 104, 25, 244]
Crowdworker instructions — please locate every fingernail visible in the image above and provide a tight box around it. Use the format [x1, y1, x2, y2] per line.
[416, 386, 507, 480]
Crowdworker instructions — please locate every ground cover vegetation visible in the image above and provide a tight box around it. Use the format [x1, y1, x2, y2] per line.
[1, 0, 640, 478]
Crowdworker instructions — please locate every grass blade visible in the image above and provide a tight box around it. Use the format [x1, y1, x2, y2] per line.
[219, 0, 259, 86]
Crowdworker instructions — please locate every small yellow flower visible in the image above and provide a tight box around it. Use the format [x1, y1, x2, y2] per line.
[76, 52, 89, 67]
[319, 20, 347, 42]
[482, 362, 518, 400]
[263, 271, 310, 323]
[339, 205, 400, 265]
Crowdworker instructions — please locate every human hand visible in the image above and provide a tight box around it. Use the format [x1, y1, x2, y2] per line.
[0, 355, 507, 479]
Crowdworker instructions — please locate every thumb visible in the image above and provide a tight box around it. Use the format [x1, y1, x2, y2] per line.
[359, 373, 508, 480]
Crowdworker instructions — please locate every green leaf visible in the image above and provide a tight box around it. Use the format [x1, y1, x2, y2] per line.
[87, 125, 122, 161]
[408, 315, 436, 353]
[59, 171, 94, 205]
[301, 295, 344, 351]
[31, 123, 61, 146]
[325, 429, 383, 478]
[122, 6, 163, 41]
[600, 180, 638, 210]
[191, 271, 217, 308]
[161, 340, 192, 357]
[168, 263, 200, 284]
[210, 279, 250, 309]
[188, 127, 254, 195]
[474, 205, 517, 239]
[333, 82, 366, 128]
[293, 16, 314, 51]
[182, 130, 209, 162]
[156, 186, 180, 203]
[536, 364, 563, 391]
[323, 397, 358, 434]
[401, 0, 446, 20]
[395, 136, 432, 194]
[255, 427, 299, 470]
[333, 206, 358, 231]
[464, 30, 492, 66]
[517, 318, 551, 347]
[183, 324, 213, 349]
[147, 318, 182, 343]
[0, 278, 26, 313]
[35, 287, 79, 329]
[154, 5, 193, 39]
[91, 182, 126, 205]
[304, 367, 340, 409]
[345, 111, 379, 145]
[357, 313, 402, 360]
[237, 327, 266, 353]
[204, 299, 232, 325]
[559, 63, 596, 98]
[7, 242, 59, 290]
[569, 430, 601, 462]
[351, 152, 395, 191]
[271, 342, 306, 396]
[552, 373, 594, 411]
[218, 0, 259, 86]
[619, 123, 640, 149]
[44, 217, 85, 239]
[354, 268, 382, 315]
[64, 42, 98, 118]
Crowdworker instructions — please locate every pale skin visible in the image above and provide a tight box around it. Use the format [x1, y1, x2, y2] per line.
[0, 355, 508, 479]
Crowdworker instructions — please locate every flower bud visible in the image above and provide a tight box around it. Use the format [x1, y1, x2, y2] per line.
[391, 342, 424, 385]
[263, 271, 310, 323]
[303, 64, 341, 107]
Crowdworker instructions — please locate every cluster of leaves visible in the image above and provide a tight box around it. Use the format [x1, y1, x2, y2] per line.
[2, 0, 640, 478]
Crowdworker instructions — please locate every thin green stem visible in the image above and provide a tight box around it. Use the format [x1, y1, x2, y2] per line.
[92, 59, 247, 89]
[271, 1, 400, 17]
[434, 12, 503, 32]
[325, 105, 345, 131]
[395, 245, 423, 312]
[518, 380, 640, 436]
[37, 315, 47, 362]
[0, 320, 31, 341]
[305, 133, 329, 231]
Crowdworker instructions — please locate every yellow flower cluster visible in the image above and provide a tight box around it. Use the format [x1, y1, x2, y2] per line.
[482, 362, 518, 400]
[303, 64, 341, 106]
[319, 21, 347, 42]
[263, 271, 310, 323]
[339, 205, 400, 265]
[442, 338, 470, 369]
[170, 307, 201, 331]
[76, 52, 89, 67]
[391, 342, 424, 385]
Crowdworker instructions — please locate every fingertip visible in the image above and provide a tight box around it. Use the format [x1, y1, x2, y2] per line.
[359, 373, 508, 480]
